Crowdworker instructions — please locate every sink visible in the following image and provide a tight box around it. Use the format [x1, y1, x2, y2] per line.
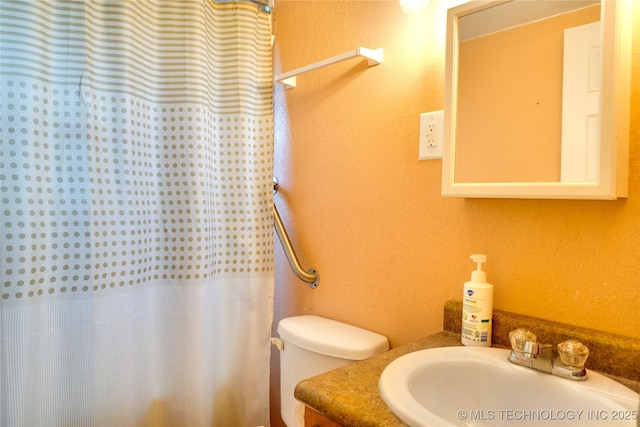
[379, 346, 639, 427]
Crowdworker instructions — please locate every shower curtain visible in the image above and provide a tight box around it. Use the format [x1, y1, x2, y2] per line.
[0, 1, 274, 426]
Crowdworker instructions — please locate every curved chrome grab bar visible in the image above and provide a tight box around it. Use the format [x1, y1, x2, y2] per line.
[272, 178, 318, 288]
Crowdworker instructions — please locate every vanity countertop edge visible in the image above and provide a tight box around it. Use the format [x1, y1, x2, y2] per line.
[294, 331, 461, 427]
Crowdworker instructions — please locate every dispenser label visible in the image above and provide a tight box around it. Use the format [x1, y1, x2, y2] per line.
[462, 322, 491, 342]
[462, 302, 482, 314]
[462, 285, 492, 345]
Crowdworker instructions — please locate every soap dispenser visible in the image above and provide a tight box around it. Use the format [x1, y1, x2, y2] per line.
[461, 254, 494, 347]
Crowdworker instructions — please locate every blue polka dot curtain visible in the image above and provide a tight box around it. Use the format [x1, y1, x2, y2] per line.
[0, 1, 274, 425]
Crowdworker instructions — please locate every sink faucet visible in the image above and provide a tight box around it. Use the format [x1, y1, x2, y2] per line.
[507, 329, 589, 381]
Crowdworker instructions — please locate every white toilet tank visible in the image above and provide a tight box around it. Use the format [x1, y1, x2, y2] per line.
[276, 315, 389, 427]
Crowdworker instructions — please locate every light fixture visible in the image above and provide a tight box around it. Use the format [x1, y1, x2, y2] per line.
[399, 0, 429, 14]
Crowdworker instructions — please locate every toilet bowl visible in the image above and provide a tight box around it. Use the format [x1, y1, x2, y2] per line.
[274, 315, 388, 427]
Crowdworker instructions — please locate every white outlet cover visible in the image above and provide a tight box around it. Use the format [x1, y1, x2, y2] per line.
[419, 110, 444, 160]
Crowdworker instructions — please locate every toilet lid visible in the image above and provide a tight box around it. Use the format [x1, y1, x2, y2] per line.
[278, 315, 389, 360]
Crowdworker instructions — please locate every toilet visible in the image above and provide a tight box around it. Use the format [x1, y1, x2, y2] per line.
[275, 315, 389, 427]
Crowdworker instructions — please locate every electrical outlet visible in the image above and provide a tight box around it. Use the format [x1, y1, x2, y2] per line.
[419, 110, 444, 160]
[426, 123, 437, 147]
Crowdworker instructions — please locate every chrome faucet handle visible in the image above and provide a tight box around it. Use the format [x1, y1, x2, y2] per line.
[508, 329, 553, 372]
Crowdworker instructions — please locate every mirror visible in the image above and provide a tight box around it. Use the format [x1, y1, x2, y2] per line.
[442, 0, 632, 199]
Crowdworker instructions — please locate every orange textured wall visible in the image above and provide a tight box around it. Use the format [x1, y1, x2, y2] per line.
[270, 1, 639, 425]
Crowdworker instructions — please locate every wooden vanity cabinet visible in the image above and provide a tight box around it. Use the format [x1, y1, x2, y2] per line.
[304, 406, 343, 427]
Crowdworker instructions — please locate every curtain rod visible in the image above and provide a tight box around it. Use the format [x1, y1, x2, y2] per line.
[214, 0, 272, 13]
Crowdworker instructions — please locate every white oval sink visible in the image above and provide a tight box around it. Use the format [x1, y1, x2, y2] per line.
[379, 346, 639, 427]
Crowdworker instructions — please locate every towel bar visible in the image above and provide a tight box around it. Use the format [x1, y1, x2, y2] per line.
[274, 47, 383, 89]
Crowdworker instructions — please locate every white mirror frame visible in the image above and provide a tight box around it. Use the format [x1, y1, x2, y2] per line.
[442, 0, 632, 199]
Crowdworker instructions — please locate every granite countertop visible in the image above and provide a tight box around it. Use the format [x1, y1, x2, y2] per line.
[294, 301, 640, 427]
[294, 331, 462, 427]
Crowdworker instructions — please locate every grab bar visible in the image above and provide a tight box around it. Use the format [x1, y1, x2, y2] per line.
[273, 178, 319, 288]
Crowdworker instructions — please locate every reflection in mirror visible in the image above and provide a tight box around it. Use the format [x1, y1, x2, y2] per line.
[442, 0, 631, 199]
[456, 2, 599, 183]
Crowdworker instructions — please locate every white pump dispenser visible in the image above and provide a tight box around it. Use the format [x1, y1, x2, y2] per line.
[461, 254, 494, 347]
